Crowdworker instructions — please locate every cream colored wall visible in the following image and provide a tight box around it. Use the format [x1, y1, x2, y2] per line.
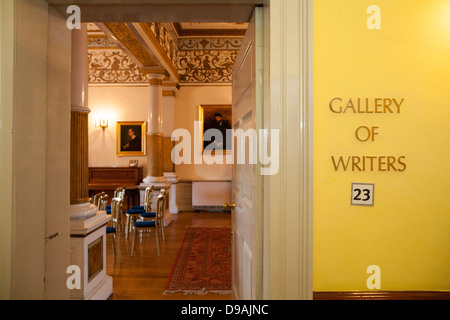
[45, 6, 71, 300]
[1, 0, 71, 301]
[174, 86, 232, 180]
[88, 86, 149, 171]
[9, 0, 49, 299]
[88, 85, 232, 180]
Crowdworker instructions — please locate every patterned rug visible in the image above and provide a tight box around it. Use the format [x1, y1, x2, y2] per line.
[164, 227, 232, 295]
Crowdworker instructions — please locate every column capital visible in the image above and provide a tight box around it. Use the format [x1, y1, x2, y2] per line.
[146, 73, 166, 80]
[141, 67, 167, 79]
[146, 73, 166, 86]
[163, 81, 179, 97]
[71, 105, 91, 114]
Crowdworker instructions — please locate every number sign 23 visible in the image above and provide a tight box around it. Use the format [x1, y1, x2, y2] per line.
[351, 183, 375, 206]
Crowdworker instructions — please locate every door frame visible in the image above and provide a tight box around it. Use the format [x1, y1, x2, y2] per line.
[2, 0, 314, 300]
[264, 0, 314, 300]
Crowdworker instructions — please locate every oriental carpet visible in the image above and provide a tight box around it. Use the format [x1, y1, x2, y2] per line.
[164, 227, 232, 295]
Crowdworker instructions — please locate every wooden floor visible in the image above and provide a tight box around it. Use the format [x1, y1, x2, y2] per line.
[106, 211, 232, 300]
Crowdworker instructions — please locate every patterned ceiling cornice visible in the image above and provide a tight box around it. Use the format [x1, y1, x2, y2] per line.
[88, 22, 245, 85]
[140, 23, 180, 83]
[88, 34, 119, 49]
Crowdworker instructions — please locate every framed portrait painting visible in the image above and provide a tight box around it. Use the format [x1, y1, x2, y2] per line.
[116, 121, 146, 156]
[199, 105, 232, 154]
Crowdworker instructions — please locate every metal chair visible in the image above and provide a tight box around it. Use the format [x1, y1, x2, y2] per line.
[98, 194, 109, 211]
[131, 190, 165, 257]
[125, 186, 154, 238]
[92, 192, 106, 208]
[107, 197, 123, 264]
[106, 186, 126, 232]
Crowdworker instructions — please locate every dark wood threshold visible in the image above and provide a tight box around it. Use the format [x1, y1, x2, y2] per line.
[314, 291, 450, 300]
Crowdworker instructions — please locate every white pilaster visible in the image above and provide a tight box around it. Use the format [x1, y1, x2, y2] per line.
[69, 23, 110, 300]
[69, 23, 97, 220]
[71, 23, 90, 114]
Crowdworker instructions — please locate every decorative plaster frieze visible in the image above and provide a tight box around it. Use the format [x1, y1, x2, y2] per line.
[88, 35, 118, 49]
[178, 50, 238, 83]
[88, 23, 243, 85]
[88, 50, 147, 84]
[179, 38, 242, 51]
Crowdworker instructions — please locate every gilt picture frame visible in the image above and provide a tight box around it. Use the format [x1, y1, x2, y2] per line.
[199, 104, 232, 155]
[116, 121, 147, 156]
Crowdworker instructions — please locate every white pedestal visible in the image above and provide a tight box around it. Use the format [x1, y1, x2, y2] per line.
[69, 211, 112, 300]
[69, 202, 98, 220]
[139, 182, 173, 227]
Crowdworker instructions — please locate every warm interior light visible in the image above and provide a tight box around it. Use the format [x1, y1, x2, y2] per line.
[99, 118, 109, 128]
[95, 116, 109, 129]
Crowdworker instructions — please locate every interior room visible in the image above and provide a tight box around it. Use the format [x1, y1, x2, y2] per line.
[86, 20, 247, 299]
[2, 0, 449, 302]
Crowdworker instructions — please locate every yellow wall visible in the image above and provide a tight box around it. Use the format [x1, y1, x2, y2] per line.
[313, 0, 450, 291]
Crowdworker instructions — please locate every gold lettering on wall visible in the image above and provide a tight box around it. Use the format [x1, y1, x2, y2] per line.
[331, 155, 407, 172]
[329, 97, 404, 114]
[329, 96, 407, 172]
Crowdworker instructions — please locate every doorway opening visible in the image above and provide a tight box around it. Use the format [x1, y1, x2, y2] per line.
[56, 1, 263, 300]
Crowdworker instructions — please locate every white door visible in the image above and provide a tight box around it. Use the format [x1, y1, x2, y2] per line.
[230, 7, 264, 300]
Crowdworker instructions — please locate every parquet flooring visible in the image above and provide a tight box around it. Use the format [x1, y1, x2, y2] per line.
[106, 211, 232, 300]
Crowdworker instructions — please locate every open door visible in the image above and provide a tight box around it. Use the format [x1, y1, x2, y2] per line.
[228, 7, 264, 300]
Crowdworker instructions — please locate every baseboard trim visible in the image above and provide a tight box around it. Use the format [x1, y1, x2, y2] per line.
[313, 291, 450, 300]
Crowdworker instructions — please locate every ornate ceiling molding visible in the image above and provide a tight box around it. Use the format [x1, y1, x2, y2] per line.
[88, 22, 246, 86]
[102, 22, 158, 67]
[88, 35, 119, 49]
[138, 22, 181, 83]
[88, 50, 147, 84]
[179, 38, 242, 51]
[178, 50, 237, 84]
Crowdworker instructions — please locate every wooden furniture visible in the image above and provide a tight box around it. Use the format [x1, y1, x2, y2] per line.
[88, 167, 143, 210]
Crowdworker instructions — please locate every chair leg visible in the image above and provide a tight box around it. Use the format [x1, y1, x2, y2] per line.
[125, 215, 130, 238]
[155, 226, 161, 257]
[131, 227, 136, 257]
[160, 220, 165, 242]
[115, 234, 123, 264]
[111, 234, 116, 256]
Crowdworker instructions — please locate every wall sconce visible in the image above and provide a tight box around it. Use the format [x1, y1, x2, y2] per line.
[95, 118, 109, 130]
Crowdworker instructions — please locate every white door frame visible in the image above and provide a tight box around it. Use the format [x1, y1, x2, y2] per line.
[264, 0, 314, 300]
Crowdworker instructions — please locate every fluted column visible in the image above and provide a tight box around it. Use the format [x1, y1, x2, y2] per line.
[140, 72, 172, 226]
[70, 23, 97, 220]
[70, 111, 89, 204]
[143, 73, 168, 185]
